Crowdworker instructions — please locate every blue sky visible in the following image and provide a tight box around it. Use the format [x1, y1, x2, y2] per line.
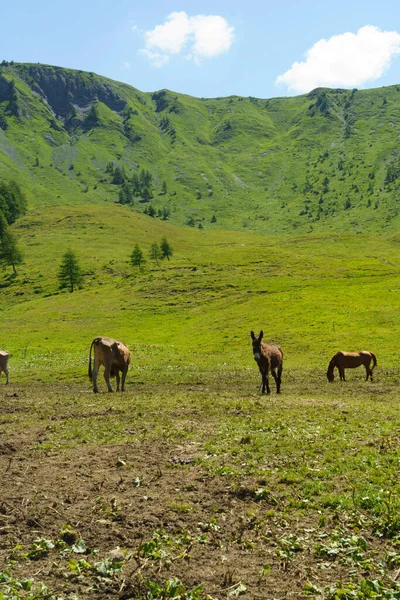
[2, 0, 400, 99]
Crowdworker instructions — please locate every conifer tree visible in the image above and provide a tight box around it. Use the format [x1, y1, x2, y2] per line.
[0, 230, 23, 274]
[58, 249, 83, 292]
[160, 236, 173, 261]
[130, 243, 145, 269]
[149, 242, 161, 266]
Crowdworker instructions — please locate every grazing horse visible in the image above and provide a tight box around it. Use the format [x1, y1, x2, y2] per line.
[88, 336, 130, 393]
[250, 330, 283, 394]
[326, 351, 377, 382]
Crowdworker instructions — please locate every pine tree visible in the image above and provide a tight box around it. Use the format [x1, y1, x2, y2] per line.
[160, 236, 173, 261]
[0, 230, 23, 274]
[58, 249, 83, 292]
[130, 244, 145, 269]
[149, 242, 161, 266]
[0, 210, 8, 240]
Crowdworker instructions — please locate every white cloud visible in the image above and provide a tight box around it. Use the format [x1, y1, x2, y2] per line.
[139, 11, 234, 67]
[275, 25, 400, 94]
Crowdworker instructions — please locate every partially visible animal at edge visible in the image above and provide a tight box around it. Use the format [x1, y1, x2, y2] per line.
[88, 336, 130, 393]
[326, 351, 377, 382]
[250, 330, 283, 394]
[0, 351, 9, 384]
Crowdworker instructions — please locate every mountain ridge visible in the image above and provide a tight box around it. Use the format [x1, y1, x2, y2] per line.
[1, 61, 400, 234]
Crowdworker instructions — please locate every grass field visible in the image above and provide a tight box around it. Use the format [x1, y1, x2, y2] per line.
[1, 203, 400, 598]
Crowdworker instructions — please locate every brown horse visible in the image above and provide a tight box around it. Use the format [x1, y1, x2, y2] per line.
[250, 330, 283, 394]
[326, 351, 377, 382]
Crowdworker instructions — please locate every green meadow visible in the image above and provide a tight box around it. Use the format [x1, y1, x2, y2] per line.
[2, 63, 400, 599]
[2, 202, 400, 382]
[2, 204, 400, 598]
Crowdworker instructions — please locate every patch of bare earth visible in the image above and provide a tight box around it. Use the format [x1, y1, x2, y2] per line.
[0, 385, 394, 598]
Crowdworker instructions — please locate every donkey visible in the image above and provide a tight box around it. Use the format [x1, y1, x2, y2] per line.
[250, 331, 283, 394]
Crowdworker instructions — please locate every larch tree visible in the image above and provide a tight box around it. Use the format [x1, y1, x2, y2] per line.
[58, 249, 83, 292]
[160, 236, 173, 261]
[0, 229, 23, 274]
[149, 241, 162, 267]
[130, 243, 145, 270]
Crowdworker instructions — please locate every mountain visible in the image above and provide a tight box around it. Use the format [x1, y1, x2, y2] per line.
[1, 61, 400, 234]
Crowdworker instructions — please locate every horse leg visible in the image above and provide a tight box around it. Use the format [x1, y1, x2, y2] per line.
[272, 369, 280, 394]
[339, 366, 345, 381]
[265, 372, 271, 395]
[115, 371, 121, 392]
[5, 368, 9, 384]
[261, 372, 266, 394]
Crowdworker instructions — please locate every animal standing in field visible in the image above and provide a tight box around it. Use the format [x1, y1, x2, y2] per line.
[0, 351, 9, 384]
[326, 351, 377, 382]
[88, 336, 130, 393]
[250, 330, 283, 394]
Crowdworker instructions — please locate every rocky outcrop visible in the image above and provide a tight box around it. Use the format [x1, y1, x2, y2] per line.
[13, 64, 126, 118]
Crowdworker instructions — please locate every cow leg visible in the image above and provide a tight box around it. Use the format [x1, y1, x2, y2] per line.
[92, 363, 100, 393]
[115, 371, 120, 392]
[121, 367, 128, 392]
[104, 368, 114, 392]
[277, 364, 283, 394]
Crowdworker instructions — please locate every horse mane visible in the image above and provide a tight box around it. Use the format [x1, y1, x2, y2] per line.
[327, 354, 337, 371]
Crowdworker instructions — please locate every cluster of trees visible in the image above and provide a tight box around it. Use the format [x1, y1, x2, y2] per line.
[56, 237, 173, 294]
[106, 164, 157, 204]
[0, 181, 26, 274]
[143, 203, 170, 220]
[131, 236, 173, 269]
[106, 163, 170, 219]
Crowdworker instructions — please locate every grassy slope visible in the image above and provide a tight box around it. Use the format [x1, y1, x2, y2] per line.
[1, 63, 400, 234]
[0, 202, 399, 383]
[2, 66, 400, 600]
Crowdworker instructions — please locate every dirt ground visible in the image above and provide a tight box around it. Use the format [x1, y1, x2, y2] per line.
[0, 384, 393, 599]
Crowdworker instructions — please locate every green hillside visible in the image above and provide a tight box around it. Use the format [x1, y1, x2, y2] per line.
[0, 202, 398, 383]
[4, 64, 400, 600]
[1, 62, 400, 234]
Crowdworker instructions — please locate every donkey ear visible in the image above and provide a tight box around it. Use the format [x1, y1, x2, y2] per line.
[259, 330, 264, 340]
[250, 331, 255, 340]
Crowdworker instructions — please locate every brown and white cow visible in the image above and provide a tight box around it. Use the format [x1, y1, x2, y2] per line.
[88, 336, 130, 393]
[0, 351, 10, 384]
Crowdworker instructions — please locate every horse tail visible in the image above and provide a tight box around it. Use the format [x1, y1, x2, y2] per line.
[88, 339, 95, 381]
[370, 352, 377, 370]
